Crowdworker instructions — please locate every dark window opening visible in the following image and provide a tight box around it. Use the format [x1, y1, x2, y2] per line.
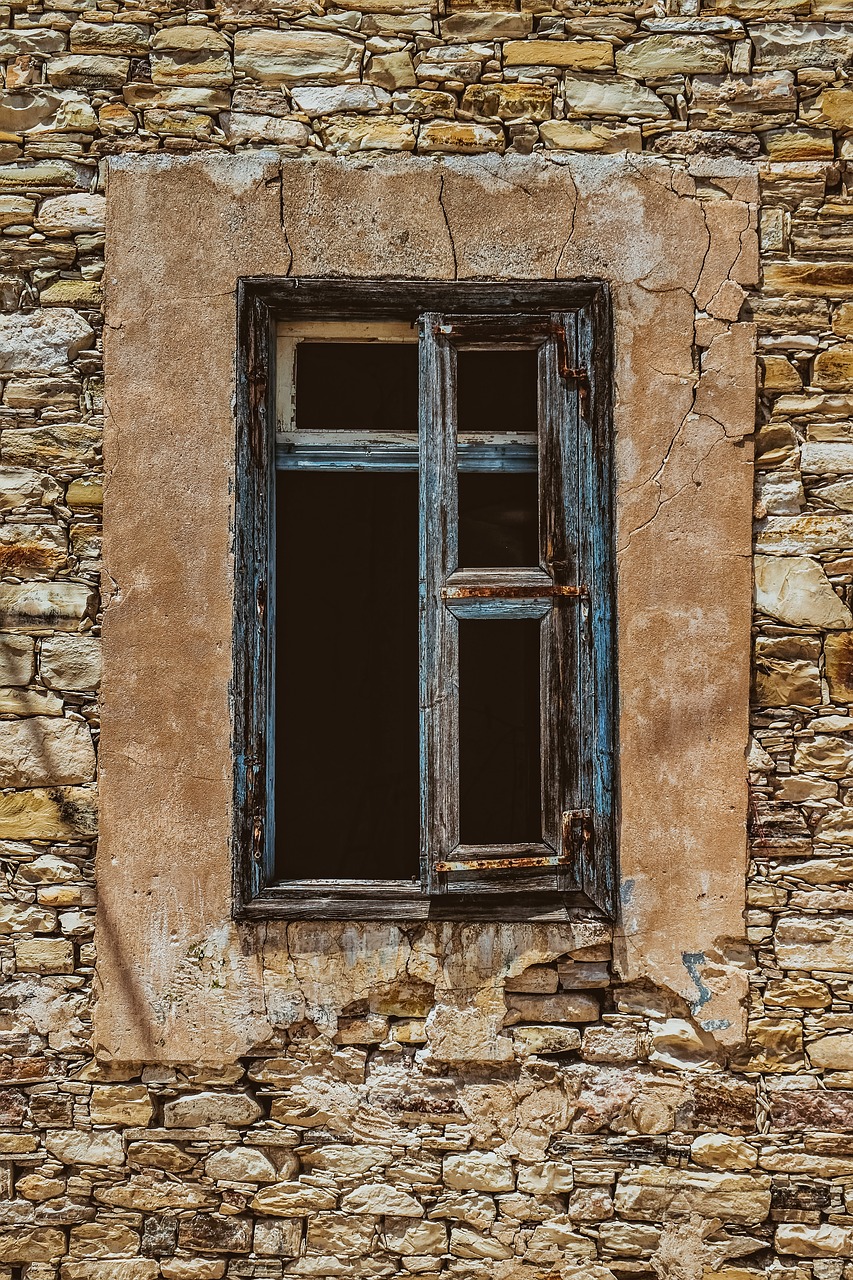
[275, 470, 420, 880]
[296, 342, 418, 432]
[459, 619, 541, 845]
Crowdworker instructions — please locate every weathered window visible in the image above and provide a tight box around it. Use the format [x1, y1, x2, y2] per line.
[234, 282, 615, 921]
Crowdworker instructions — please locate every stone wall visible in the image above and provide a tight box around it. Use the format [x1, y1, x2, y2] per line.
[2, 0, 853, 1277]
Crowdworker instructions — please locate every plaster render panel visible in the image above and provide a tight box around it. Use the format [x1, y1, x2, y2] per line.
[98, 152, 756, 1064]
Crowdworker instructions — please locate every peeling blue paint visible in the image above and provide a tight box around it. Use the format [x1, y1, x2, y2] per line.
[620, 879, 635, 904]
[701, 1018, 731, 1032]
[682, 951, 712, 1012]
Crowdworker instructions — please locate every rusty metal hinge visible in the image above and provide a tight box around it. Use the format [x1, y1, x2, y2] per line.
[552, 323, 589, 419]
[252, 811, 264, 862]
[563, 809, 594, 861]
[441, 583, 588, 602]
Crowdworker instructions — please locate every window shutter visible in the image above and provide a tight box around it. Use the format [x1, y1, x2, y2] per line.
[419, 309, 614, 914]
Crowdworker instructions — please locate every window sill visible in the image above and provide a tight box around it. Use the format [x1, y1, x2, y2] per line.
[236, 880, 609, 922]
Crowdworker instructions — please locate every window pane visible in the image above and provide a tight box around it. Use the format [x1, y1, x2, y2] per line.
[296, 343, 418, 432]
[275, 471, 420, 880]
[459, 620, 541, 845]
[457, 348, 538, 434]
[458, 472, 539, 567]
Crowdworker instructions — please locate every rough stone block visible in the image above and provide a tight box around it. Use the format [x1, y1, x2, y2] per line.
[14, 937, 74, 973]
[0, 715, 95, 786]
[90, 1085, 154, 1126]
[443, 1152, 515, 1193]
[614, 1167, 771, 1225]
[234, 30, 361, 86]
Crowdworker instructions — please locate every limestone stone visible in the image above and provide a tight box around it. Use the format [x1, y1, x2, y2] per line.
[306, 1212, 375, 1256]
[561, 72, 669, 118]
[754, 554, 851, 628]
[762, 127, 834, 161]
[205, 1147, 277, 1182]
[291, 84, 390, 116]
[826, 631, 853, 701]
[614, 1168, 771, 1225]
[794, 735, 853, 779]
[512, 1025, 582, 1054]
[39, 635, 101, 692]
[505, 992, 599, 1023]
[0, 715, 95, 786]
[341, 1183, 424, 1215]
[461, 83, 551, 122]
[538, 120, 641, 152]
[443, 1152, 515, 1192]
[14, 937, 74, 973]
[0, 632, 33, 684]
[802, 442, 853, 475]
[384, 1219, 447, 1253]
[301, 1143, 391, 1176]
[0, 687, 62, 716]
[776, 1224, 853, 1257]
[690, 1134, 758, 1170]
[417, 120, 504, 152]
[834, 302, 853, 337]
[775, 914, 853, 970]
[367, 52, 417, 90]
[61, 1263, 159, 1280]
[755, 472, 805, 516]
[0, 786, 97, 840]
[814, 345, 853, 391]
[441, 11, 530, 37]
[2, 424, 100, 470]
[0, 1228, 65, 1263]
[128, 1141, 196, 1173]
[690, 71, 796, 129]
[251, 1183, 338, 1216]
[755, 422, 798, 469]
[757, 513, 853, 553]
[177, 1215, 252, 1253]
[319, 116, 415, 152]
[581, 1024, 640, 1063]
[504, 40, 613, 69]
[648, 1019, 719, 1069]
[808, 1033, 853, 1069]
[771, 1088, 853, 1128]
[0, 195, 34, 226]
[150, 27, 232, 88]
[163, 1091, 261, 1128]
[616, 35, 727, 77]
[753, 22, 853, 68]
[524, 1218, 596, 1263]
[0, 308, 93, 375]
[96, 1176, 217, 1212]
[234, 30, 362, 86]
[761, 355, 802, 392]
[0, 904, 55, 933]
[226, 114, 309, 148]
[45, 1129, 124, 1167]
[47, 54, 129, 89]
[90, 1085, 154, 1126]
[516, 1161, 574, 1194]
[253, 1218, 301, 1257]
[16, 853, 79, 884]
[68, 1220, 140, 1258]
[0, 28, 65, 56]
[505, 965, 559, 994]
[70, 20, 150, 56]
[814, 809, 853, 846]
[0, 160, 91, 189]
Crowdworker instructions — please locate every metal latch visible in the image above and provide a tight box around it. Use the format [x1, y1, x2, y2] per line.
[551, 322, 589, 418]
[564, 809, 594, 860]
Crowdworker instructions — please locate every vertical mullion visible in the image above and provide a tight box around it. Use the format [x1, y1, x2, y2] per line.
[577, 299, 617, 917]
[541, 314, 582, 889]
[420, 313, 458, 894]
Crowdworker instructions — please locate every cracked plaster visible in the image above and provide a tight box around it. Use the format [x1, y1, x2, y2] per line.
[97, 151, 757, 1064]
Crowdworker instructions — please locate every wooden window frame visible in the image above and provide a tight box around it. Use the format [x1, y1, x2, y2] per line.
[233, 279, 616, 923]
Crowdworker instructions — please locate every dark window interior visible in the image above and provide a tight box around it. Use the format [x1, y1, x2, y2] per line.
[275, 470, 420, 880]
[457, 348, 538, 434]
[459, 619, 541, 845]
[458, 472, 539, 567]
[296, 342, 418, 432]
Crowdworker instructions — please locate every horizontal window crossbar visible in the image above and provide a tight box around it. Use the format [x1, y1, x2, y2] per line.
[276, 442, 538, 473]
